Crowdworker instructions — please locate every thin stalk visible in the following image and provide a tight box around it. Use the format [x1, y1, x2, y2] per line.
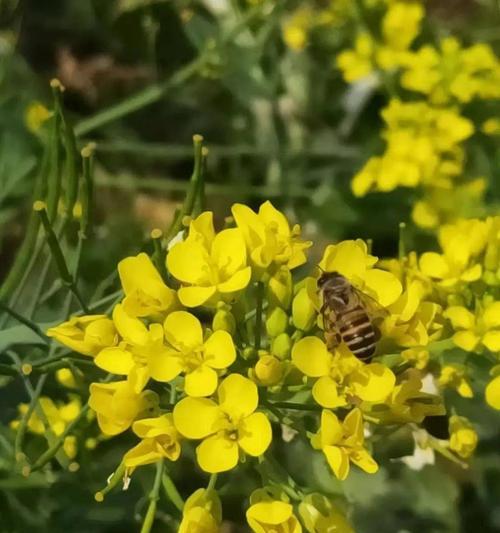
[162, 471, 184, 512]
[254, 281, 265, 351]
[0, 300, 49, 344]
[263, 400, 322, 412]
[140, 460, 165, 533]
[94, 462, 126, 501]
[207, 473, 218, 491]
[150, 229, 168, 281]
[46, 80, 64, 222]
[80, 143, 95, 238]
[398, 222, 407, 262]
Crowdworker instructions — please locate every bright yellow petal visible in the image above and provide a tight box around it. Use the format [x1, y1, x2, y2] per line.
[350, 448, 378, 474]
[132, 414, 176, 438]
[363, 269, 402, 307]
[211, 228, 247, 277]
[164, 311, 203, 350]
[444, 306, 475, 330]
[319, 410, 343, 446]
[178, 286, 217, 307]
[147, 351, 183, 382]
[184, 366, 218, 397]
[419, 252, 449, 279]
[188, 211, 216, 247]
[292, 337, 331, 377]
[237, 412, 272, 456]
[486, 376, 500, 410]
[312, 377, 345, 409]
[342, 408, 364, 443]
[247, 501, 293, 525]
[203, 330, 236, 369]
[112, 304, 148, 345]
[196, 434, 239, 473]
[94, 346, 134, 375]
[173, 397, 221, 439]
[323, 446, 350, 480]
[319, 241, 368, 280]
[232, 203, 265, 248]
[218, 374, 257, 420]
[453, 331, 480, 352]
[123, 439, 161, 468]
[483, 331, 500, 352]
[349, 364, 395, 403]
[217, 267, 252, 293]
[167, 240, 211, 284]
[259, 201, 290, 236]
[483, 303, 500, 329]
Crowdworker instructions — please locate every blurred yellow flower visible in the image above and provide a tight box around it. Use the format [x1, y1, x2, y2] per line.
[247, 500, 302, 533]
[485, 370, 500, 410]
[25, 102, 52, 133]
[232, 201, 311, 276]
[179, 489, 222, 533]
[173, 374, 272, 473]
[123, 414, 181, 468]
[47, 315, 117, 357]
[311, 408, 378, 480]
[449, 415, 477, 459]
[298, 493, 354, 533]
[118, 253, 176, 317]
[438, 365, 473, 398]
[444, 302, 500, 353]
[167, 212, 251, 307]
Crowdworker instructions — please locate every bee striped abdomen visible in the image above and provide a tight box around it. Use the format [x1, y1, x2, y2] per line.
[338, 305, 376, 361]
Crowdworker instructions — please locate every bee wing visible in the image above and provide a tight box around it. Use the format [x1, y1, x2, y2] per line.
[352, 286, 389, 319]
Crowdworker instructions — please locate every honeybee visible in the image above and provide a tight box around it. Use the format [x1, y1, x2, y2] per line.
[317, 271, 386, 362]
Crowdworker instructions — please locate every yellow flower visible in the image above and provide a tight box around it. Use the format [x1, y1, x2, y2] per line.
[381, 1, 423, 53]
[47, 315, 117, 356]
[283, 7, 313, 51]
[482, 118, 500, 136]
[311, 408, 378, 480]
[444, 302, 500, 352]
[89, 380, 158, 436]
[123, 415, 181, 468]
[252, 354, 285, 387]
[173, 374, 272, 473]
[420, 219, 489, 288]
[365, 370, 445, 424]
[25, 101, 52, 133]
[56, 368, 77, 388]
[232, 201, 311, 275]
[438, 365, 473, 398]
[292, 337, 395, 407]
[247, 500, 302, 533]
[401, 37, 500, 104]
[179, 488, 222, 533]
[167, 212, 251, 307]
[298, 493, 354, 533]
[118, 253, 176, 317]
[319, 239, 402, 307]
[449, 416, 478, 459]
[337, 33, 375, 83]
[292, 279, 317, 332]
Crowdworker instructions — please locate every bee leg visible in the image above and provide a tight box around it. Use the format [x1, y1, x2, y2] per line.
[325, 331, 340, 352]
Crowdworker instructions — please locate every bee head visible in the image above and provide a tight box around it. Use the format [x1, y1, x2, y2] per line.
[317, 271, 349, 293]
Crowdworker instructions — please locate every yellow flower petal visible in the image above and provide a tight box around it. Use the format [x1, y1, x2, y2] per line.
[349, 364, 395, 403]
[167, 240, 211, 285]
[237, 412, 272, 456]
[112, 304, 148, 345]
[94, 346, 134, 375]
[178, 286, 217, 307]
[483, 302, 500, 329]
[363, 269, 402, 307]
[211, 228, 247, 277]
[188, 211, 216, 248]
[196, 434, 239, 473]
[486, 376, 500, 410]
[350, 448, 378, 474]
[217, 267, 252, 293]
[292, 337, 331, 377]
[323, 446, 350, 480]
[173, 397, 221, 439]
[419, 252, 449, 279]
[259, 201, 290, 237]
[132, 414, 176, 438]
[184, 366, 218, 397]
[232, 203, 265, 248]
[453, 331, 480, 352]
[319, 241, 368, 280]
[319, 410, 343, 446]
[164, 311, 203, 350]
[247, 501, 293, 526]
[204, 330, 236, 369]
[123, 439, 161, 467]
[218, 374, 258, 420]
[342, 408, 364, 443]
[444, 306, 475, 330]
[312, 377, 345, 409]
[483, 331, 500, 352]
[147, 351, 183, 382]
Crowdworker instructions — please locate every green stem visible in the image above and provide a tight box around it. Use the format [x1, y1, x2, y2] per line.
[150, 229, 168, 281]
[254, 282, 265, 351]
[140, 460, 165, 533]
[162, 470, 184, 512]
[95, 462, 126, 501]
[207, 473, 218, 491]
[165, 135, 204, 242]
[80, 143, 95, 238]
[14, 375, 47, 461]
[398, 222, 407, 262]
[0, 300, 49, 344]
[263, 400, 321, 412]
[74, 57, 205, 137]
[46, 82, 63, 222]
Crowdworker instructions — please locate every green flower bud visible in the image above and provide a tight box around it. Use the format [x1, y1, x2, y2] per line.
[212, 309, 236, 335]
[266, 307, 289, 337]
[272, 332, 292, 360]
[267, 267, 293, 309]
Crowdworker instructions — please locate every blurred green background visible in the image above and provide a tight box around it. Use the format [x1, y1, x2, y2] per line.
[1, 1, 500, 531]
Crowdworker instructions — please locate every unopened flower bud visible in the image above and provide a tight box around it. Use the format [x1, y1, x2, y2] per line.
[271, 333, 292, 360]
[255, 355, 284, 386]
[266, 307, 288, 337]
[212, 309, 236, 335]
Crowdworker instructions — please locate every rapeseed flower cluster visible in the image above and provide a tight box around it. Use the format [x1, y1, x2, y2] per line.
[39, 198, 500, 530]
